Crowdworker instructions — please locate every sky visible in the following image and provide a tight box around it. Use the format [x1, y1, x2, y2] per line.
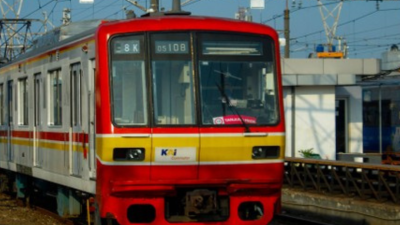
[3, 0, 400, 59]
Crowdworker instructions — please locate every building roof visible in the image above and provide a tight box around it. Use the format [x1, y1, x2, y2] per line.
[281, 58, 381, 86]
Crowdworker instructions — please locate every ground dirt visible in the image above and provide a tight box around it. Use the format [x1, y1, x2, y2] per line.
[0, 192, 65, 225]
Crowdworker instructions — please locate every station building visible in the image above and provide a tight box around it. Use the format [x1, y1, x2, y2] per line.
[362, 49, 400, 155]
[281, 57, 384, 160]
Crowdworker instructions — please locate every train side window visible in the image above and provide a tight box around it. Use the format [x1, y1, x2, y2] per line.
[7, 80, 13, 125]
[48, 69, 62, 126]
[43, 75, 46, 109]
[71, 63, 82, 126]
[0, 83, 3, 125]
[34, 73, 42, 126]
[18, 77, 29, 125]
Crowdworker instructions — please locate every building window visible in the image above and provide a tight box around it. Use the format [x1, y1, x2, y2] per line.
[18, 78, 28, 125]
[48, 69, 62, 126]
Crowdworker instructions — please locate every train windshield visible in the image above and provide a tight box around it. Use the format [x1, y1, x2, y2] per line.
[110, 35, 148, 126]
[198, 33, 278, 126]
[150, 33, 196, 125]
[109, 32, 278, 127]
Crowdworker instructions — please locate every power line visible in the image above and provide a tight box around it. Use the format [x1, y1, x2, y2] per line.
[78, 0, 121, 21]
[263, 1, 338, 24]
[291, 20, 400, 48]
[263, 1, 400, 57]
[289, 5, 400, 57]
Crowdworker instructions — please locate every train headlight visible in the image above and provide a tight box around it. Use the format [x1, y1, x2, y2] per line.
[113, 148, 145, 161]
[252, 146, 280, 159]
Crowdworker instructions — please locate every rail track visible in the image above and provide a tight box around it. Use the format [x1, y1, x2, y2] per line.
[0, 191, 85, 225]
[29, 205, 74, 225]
[29, 202, 89, 225]
[270, 214, 335, 225]
[2, 189, 335, 225]
[1, 192, 335, 225]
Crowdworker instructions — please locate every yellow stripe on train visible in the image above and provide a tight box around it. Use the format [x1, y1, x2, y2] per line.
[199, 136, 285, 161]
[96, 135, 285, 163]
[1, 138, 86, 152]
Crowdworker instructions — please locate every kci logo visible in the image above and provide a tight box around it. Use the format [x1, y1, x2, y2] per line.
[160, 149, 177, 156]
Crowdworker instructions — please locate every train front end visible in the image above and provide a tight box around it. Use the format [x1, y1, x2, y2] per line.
[95, 16, 285, 225]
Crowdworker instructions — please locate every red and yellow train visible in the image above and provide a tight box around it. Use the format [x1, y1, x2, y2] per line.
[0, 6, 285, 225]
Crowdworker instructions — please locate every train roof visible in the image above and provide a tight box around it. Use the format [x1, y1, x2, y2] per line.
[96, 15, 277, 40]
[32, 19, 104, 50]
[0, 19, 104, 67]
[0, 15, 277, 68]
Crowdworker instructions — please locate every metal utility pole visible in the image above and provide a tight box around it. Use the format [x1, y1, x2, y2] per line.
[284, 0, 290, 58]
[235, 7, 252, 22]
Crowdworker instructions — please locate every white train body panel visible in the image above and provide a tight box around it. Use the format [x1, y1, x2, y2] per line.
[0, 21, 99, 194]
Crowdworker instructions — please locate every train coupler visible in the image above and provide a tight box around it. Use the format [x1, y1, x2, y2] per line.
[185, 189, 217, 216]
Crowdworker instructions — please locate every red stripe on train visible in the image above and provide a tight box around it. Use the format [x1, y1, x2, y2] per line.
[0, 130, 89, 143]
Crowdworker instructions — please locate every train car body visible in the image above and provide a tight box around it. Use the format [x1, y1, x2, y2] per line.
[0, 14, 285, 225]
[0, 20, 99, 194]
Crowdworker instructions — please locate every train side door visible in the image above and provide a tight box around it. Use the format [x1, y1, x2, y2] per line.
[88, 59, 96, 178]
[6, 80, 13, 162]
[33, 73, 43, 167]
[70, 63, 83, 177]
[0, 83, 5, 161]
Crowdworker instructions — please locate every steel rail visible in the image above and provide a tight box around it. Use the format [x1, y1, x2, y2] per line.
[272, 214, 335, 225]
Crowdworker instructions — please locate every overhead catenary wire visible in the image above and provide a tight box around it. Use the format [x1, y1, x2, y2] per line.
[78, 0, 122, 21]
[261, 1, 400, 57]
[284, 3, 400, 58]
[291, 21, 400, 50]
[0, 0, 65, 57]
[5, 0, 400, 59]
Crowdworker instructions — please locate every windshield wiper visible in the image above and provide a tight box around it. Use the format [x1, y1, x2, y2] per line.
[215, 82, 251, 133]
[214, 70, 242, 81]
